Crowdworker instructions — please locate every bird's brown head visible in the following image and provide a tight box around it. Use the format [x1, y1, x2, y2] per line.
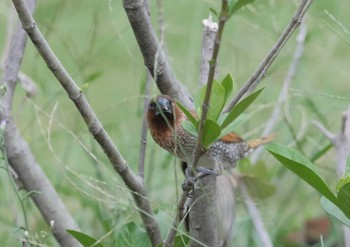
[147, 95, 177, 130]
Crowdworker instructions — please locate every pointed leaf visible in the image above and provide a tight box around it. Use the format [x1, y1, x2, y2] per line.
[182, 120, 198, 137]
[266, 143, 338, 205]
[116, 222, 151, 247]
[219, 113, 250, 138]
[173, 234, 190, 247]
[229, 0, 255, 17]
[337, 182, 350, 219]
[175, 100, 197, 126]
[66, 229, 104, 247]
[337, 176, 350, 192]
[207, 80, 226, 121]
[202, 119, 221, 149]
[221, 74, 234, 105]
[221, 88, 264, 129]
[321, 197, 350, 227]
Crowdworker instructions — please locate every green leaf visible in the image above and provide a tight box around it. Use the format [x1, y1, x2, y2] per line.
[66, 229, 104, 247]
[202, 119, 221, 149]
[209, 7, 218, 18]
[116, 222, 151, 247]
[207, 80, 226, 121]
[173, 234, 190, 247]
[241, 175, 276, 199]
[85, 70, 103, 83]
[229, 0, 255, 17]
[221, 74, 234, 105]
[219, 113, 250, 138]
[221, 88, 264, 129]
[310, 143, 332, 162]
[182, 120, 198, 137]
[337, 182, 350, 219]
[266, 143, 338, 205]
[337, 176, 350, 192]
[321, 197, 350, 227]
[175, 100, 197, 126]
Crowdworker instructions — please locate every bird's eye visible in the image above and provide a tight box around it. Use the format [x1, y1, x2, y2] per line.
[149, 101, 156, 110]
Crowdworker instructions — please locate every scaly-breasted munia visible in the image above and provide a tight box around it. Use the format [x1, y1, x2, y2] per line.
[147, 95, 273, 174]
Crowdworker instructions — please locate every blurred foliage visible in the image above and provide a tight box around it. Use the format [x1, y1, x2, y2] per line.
[0, 0, 350, 246]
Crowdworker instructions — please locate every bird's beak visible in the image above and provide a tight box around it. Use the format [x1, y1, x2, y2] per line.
[155, 97, 173, 116]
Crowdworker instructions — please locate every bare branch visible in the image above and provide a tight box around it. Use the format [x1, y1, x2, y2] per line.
[240, 182, 273, 247]
[0, 1, 82, 246]
[198, 15, 218, 87]
[123, 0, 193, 110]
[250, 21, 308, 164]
[224, 0, 313, 113]
[11, 0, 162, 245]
[312, 120, 336, 142]
[187, 2, 232, 245]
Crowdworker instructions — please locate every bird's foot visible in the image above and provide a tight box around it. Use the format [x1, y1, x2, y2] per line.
[184, 166, 220, 183]
[196, 166, 220, 179]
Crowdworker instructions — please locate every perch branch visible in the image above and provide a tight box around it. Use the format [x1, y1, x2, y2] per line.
[123, 0, 194, 110]
[11, 0, 162, 245]
[224, 0, 313, 113]
[1, 1, 81, 246]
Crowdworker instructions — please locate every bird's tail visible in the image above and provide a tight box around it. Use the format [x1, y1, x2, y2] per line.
[247, 134, 276, 149]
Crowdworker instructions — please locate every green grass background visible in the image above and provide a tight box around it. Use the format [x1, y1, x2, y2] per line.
[0, 0, 349, 246]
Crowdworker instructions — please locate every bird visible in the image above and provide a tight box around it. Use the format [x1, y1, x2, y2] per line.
[147, 94, 274, 175]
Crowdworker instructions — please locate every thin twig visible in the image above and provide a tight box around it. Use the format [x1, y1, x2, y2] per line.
[250, 21, 308, 163]
[192, 0, 229, 171]
[163, 192, 188, 247]
[224, 0, 313, 113]
[138, 71, 152, 177]
[240, 182, 273, 247]
[11, 0, 162, 245]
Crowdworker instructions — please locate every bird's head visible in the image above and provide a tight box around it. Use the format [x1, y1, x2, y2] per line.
[147, 95, 177, 130]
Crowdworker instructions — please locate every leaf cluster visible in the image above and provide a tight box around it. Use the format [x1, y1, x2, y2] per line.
[176, 74, 263, 149]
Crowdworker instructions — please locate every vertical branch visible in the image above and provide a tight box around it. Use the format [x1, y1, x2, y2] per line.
[189, 2, 229, 246]
[313, 107, 350, 247]
[192, 0, 229, 171]
[198, 15, 218, 87]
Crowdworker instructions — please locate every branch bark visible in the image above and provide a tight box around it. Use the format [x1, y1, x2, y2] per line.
[224, 0, 313, 113]
[11, 0, 162, 245]
[1, 1, 81, 246]
[123, 0, 194, 110]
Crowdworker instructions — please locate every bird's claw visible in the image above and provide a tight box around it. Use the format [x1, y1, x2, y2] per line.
[184, 166, 219, 183]
[196, 167, 220, 179]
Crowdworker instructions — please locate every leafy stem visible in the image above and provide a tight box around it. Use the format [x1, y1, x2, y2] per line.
[191, 0, 229, 171]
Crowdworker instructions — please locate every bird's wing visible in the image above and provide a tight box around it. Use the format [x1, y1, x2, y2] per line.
[219, 132, 245, 143]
